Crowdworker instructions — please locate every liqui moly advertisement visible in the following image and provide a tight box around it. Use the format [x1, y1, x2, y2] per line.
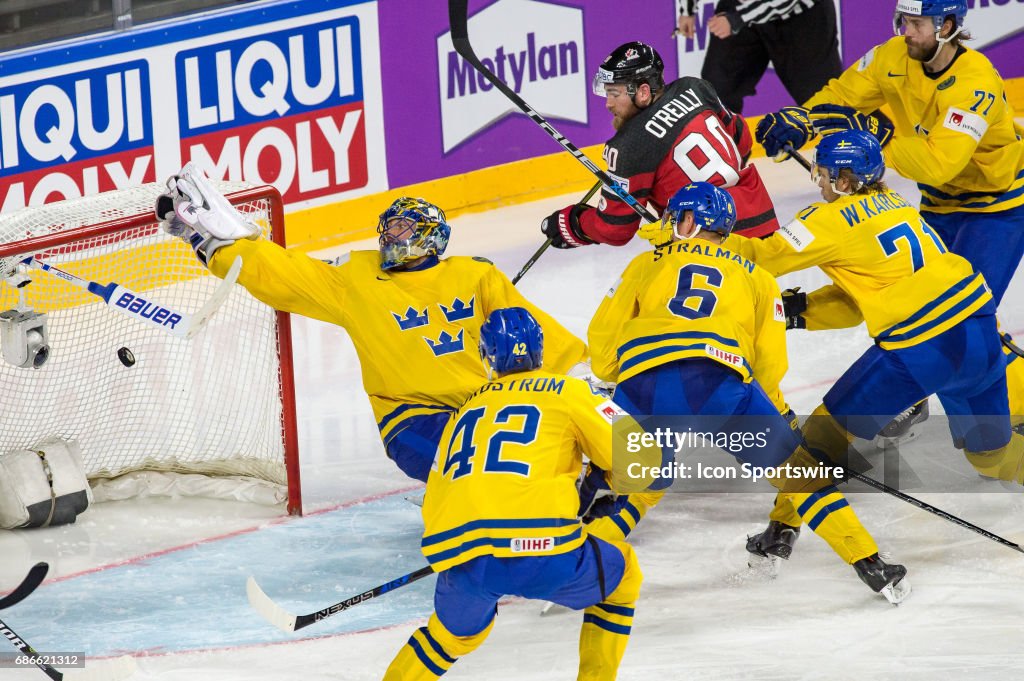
[0, 62, 154, 212]
[0, 0, 387, 213]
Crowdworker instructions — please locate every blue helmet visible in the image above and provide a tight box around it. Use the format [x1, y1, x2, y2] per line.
[663, 182, 737, 238]
[377, 197, 451, 271]
[813, 131, 886, 188]
[479, 307, 544, 375]
[893, 0, 967, 37]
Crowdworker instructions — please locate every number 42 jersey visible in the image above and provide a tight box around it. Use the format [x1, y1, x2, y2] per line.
[420, 372, 639, 572]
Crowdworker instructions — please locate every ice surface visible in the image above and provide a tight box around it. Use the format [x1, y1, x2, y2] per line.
[1, 157, 1023, 680]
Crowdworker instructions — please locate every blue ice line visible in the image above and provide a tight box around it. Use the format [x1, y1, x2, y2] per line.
[1, 493, 433, 656]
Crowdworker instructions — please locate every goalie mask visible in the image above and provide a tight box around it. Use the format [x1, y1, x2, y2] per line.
[479, 307, 544, 376]
[377, 197, 451, 271]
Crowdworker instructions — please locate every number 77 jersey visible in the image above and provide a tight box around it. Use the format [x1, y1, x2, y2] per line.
[579, 77, 780, 245]
[728, 189, 995, 350]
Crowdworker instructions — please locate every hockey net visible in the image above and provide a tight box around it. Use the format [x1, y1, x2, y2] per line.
[0, 182, 301, 515]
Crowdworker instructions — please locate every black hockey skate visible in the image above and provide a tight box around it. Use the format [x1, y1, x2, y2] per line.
[853, 553, 911, 605]
[874, 400, 930, 449]
[746, 521, 800, 577]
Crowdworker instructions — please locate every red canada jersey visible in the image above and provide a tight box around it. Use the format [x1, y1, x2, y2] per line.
[579, 77, 779, 245]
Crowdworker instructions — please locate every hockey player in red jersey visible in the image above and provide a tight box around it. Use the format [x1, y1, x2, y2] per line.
[541, 41, 779, 249]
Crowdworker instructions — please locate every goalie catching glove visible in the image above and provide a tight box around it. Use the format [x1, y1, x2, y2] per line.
[155, 162, 260, 265]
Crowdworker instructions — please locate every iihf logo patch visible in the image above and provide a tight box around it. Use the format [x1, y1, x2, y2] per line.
[510, 537, 554, 553]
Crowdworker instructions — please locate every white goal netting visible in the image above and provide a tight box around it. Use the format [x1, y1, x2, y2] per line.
[0, 182, 300, 514]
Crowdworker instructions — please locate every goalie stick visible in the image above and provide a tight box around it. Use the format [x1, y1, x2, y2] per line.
[512, 181, 602, 285]
[0, 563, 48, 611]
[22, 254, 241, 340]
[448, 0, 658, 228]
[247, 565, 434, 633]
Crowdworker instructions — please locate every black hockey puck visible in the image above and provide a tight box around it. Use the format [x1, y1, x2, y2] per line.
[117, 347, 136, 367]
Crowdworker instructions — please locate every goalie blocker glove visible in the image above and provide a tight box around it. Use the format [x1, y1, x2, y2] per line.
[809, 104, 895, 148]
[542, 204, 596, 249]
[155, 162, 260, 266]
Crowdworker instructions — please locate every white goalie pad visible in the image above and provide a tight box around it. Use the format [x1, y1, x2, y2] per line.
[0, 440, 92, 529]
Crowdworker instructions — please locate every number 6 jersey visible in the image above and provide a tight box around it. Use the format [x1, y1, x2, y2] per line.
[578, 77, 780, 244]
[587, 237, 789, 413]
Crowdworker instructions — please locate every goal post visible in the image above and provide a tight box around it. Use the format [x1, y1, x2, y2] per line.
[0, 182, 302, 515]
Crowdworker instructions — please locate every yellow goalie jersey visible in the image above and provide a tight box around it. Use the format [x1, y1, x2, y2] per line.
[805, 37, 1024, 214]
[209, 240, 587, 429]
[728, 189, 993, 350]
[588, 240, 788, 411]
[420, 371, 631, 572]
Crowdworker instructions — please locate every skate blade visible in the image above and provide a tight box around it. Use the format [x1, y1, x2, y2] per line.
[746, 553, 782, 579]
[879, 577, 912, 605]
[404, 494, 425, 507]
[874, 430, 920, 449]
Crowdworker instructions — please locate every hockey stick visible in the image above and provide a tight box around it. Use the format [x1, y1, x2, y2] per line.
[0, 563, 48, 610]
[783, 145, 813, 172]
[247, 565, 435, 633]
[0, 616, 136, 681]
[512, 181, 603, 285]
[846, 469, 1024, 554]
[448, 0, 658, 227]
[23, 255, 241, 340]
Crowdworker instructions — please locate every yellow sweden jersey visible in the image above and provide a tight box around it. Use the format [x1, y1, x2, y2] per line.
[728, 189, 993, 350]
[588, 240, 788, 410]
[805, 37, 1024, 214]
[210, 241, 587, 427]
[420, 371, 626, 572]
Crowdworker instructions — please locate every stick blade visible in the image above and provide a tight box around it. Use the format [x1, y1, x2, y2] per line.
[186, 255, 242, 339]
[246, 576, 297, 633]
[62, 655, 137, 681]
[0, 562, 49, 610]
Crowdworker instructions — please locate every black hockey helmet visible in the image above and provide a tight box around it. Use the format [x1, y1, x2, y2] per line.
[592, 41, 665, 98]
